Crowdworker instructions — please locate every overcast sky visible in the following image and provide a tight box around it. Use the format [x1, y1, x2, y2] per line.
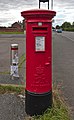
[0, 0, 74, 27]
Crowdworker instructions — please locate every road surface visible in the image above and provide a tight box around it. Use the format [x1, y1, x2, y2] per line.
[53, 31, 74, 119]
[0, 34, 25, 85]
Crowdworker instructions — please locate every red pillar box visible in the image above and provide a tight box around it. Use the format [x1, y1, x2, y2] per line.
[21, 10, 56, 116]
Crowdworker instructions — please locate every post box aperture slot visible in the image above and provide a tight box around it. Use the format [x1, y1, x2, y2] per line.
[35, 36, 45, 52]
[33, 27, 47, 31]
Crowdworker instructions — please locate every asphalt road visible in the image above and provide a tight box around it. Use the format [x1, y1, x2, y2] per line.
[53, 31, 74, 119]
[0, 34, 26, 85]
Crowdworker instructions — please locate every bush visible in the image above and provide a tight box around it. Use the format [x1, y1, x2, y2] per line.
[63, 28, 74, 32]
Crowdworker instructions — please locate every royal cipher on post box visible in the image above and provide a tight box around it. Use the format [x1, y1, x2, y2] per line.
[21, 10, 56, 116]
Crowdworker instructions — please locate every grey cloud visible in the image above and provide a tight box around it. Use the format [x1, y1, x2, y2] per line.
[0, 19, 10, 23]
[0, 0, 37, 10]
[10, 0, 36, 7]
[0, 3, 10, 11]
[0, 0, 38, 27]
[54, 0, 74, 8]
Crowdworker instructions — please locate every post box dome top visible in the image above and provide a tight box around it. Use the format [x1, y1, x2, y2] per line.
[21, 9, 56, 20]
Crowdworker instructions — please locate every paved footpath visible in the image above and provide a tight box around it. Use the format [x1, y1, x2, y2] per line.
[0, 93, 26, 120]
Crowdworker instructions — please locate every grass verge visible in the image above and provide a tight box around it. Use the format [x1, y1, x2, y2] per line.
[19, 53, 26, 68]
[0, 84, 25, 94]
[0, 31, 24, 34]
[31, 88, 71, 120]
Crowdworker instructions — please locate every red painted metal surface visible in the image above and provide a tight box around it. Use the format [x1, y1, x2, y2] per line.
[11, 48, 18, 50]
[21, 10, 56, 94]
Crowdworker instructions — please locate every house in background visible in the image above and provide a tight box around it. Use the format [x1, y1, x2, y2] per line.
[11, 21, 22, 30]
[0, 21, 24, 32]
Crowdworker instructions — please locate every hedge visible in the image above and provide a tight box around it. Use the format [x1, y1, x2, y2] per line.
[63, 28, 74, 32]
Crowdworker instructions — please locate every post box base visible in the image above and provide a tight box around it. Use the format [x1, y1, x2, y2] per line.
[25, 90, 52, 116]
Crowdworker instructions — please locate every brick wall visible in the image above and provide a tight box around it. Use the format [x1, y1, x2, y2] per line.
[0, 27, 23, 32]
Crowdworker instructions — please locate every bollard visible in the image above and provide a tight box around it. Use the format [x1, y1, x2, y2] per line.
[10, 44, 19, 78]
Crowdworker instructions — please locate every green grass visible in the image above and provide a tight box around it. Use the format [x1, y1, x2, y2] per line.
[19, 53, 26, 68]
[31, 88, 70, 120]
[0, 31, 24, 34]
[0, 84, 25, 94]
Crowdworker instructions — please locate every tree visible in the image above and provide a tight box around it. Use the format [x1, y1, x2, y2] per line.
[61, 22, 71, 29]
[56, 25, 60, 29]
[72, 22, 74, 28]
